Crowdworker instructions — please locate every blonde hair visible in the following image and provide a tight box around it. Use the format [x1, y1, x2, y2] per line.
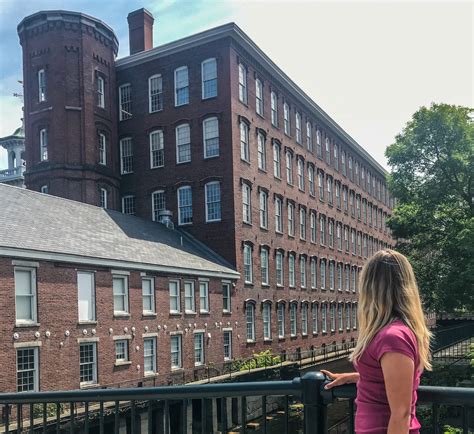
[349, 249, 432, 371]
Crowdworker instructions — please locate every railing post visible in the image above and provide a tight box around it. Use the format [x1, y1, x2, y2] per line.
[301, 372, 326, 434]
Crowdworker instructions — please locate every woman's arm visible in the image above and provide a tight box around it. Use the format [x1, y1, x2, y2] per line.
[320, 369, 359, 389]
[380, 352, 415, 434]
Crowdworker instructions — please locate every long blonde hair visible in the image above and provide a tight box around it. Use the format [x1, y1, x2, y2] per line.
[349, 249, 432, 371]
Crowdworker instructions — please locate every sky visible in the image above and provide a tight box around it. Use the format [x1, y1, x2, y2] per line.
[0, 0, 472, 171]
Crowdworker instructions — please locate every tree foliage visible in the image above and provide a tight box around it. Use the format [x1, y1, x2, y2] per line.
[385, 103, 473, 312]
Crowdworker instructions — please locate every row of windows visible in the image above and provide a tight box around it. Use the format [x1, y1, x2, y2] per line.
[238, 65, 392, 208]
[245, 300, 358, 342]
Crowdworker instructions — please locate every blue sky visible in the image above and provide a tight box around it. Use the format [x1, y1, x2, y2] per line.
[0, 0, 472, 170]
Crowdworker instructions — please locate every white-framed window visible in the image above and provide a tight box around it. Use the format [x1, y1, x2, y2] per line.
[343, 187, 348, 212]
[295, 112, 302, 144]
[311, 257, 317, 289]
[273, 141, 281, 178]
[38, 69, 46, 102]
[271, 91, 278, 126]
[336, 223, 342, 250]
[334, 144, 339, 171]
[320, 259, 326, 290]
[308, 165, 315, 196]
[194, 333, 205, 366]
[222, 281, 231, 312]
[275, 197, 283, 233]
[276, 251, 284, 286]
[344, 227, 349, 252]
[352, 267, 357, 293]
[351, 229, 356, 255]
[277, 303, 285, 338]
[335, 182, 341, 208]
[199, 281, 209, 313]
[152, 190, 166, 221]
[338, 303, 343, 331]
[300, 256, 307, 288]
[312, 303, 319, 334]
[223, 331, 232, 360]
[325, 137, 331, 165]
[15, 267, 37, 324]
[169, 280, 180, 313]
[257, 131, 266, 171]
[79, 342, 97, 385]
[97, 75, 105, 108]
[346, 303, 351, 330]
[297, 158, 305, 191]
[98, 133, 106, 166]
[40, 128, 48, 161]
[17, 347, 39, 392]
[246, 303, 256, 341]
[142, 277, 155, 314]
[288, 202, 295, 236]
[115, 340, 129, 363]
[286, 151, 293, 185]
[113, 275, 129, 314]
[348, 156, 353, 180]
[175, 66, 189, 106]
[144, 337, 157, 374]
[150, 130, 164, 168]
[176, 123, 191, 163]
[328, 220, 334, 248]
[261, 248, 269, 285]
[318, 171, 324, 200]
[306, 122, 313, 151]
[316, 129, 322, 158]
[290, 303, 297, 336]
[120, 137, 133, 174]
[203, 117, 219, 158]
[341, 151, 346, 176]
[202, 58, 217, 99]
[283, 102, 290, 135]
[149, 74, 163, 112]
[357, 232, 362, 256]
[184, 281, 195, 313]
[299, 207, 306, 240]
[122, 195, 136, 215]
[78, 271, 95, 322]
[329, 261, 335, 290]
[240, 121, 250, 162]
[238, 63, 247, 104]
[242, 183, 252, 224]
[288, 253, 295, 287]
[330, 303, 336, 332]
[99, 188, 107, 209]
[259, 190, 268, 229]
[256, 78, 264, 115]
[171, 335, 182, 369]
[356, 195, 361, 220]
[321, 303, 328, 333]
[310, 211, 317, 243]
[337, 263, 343, 291]
[302, 304, 308, 335]
[243, 244, 253, 283]
[327, 176, 334, 205]
[263, 302, 271, 340]
[319, 215, 326, 245]
[205, 182, 221, 222]
[353, 303, 358, 329]
[178, 186, 193, 225]
[119, 84, 132, 120]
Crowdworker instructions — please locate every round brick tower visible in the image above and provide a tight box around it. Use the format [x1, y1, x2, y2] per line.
[18, 11, 120, 209]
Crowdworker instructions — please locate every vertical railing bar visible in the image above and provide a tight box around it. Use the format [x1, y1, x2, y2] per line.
[5, 403, 10, 434]
[114, 401, 120, 434]
[181, 399, 187, 434]
[84, 402, 89, 434]
[30, 402, 34, 434]
[164, 400, 170, 434]
[148, 400, 154, 434]
[99, 401, 104, 434]
[201, 398, 206, 434]
[56, 402, 61, 434]
[462, 405, 469, 434]
[70, 402, 75, 434]
[241, 396, 247, 434]
[221, 397, 227, 434]
[432, 403, 439, 434]
[17, 403, 23, 433]
[284, 395, 289, 434]
[349, 399, 355, 434]
[262, 395, 267, 434]
[42, 402, 47, 434]
[131, 400, 136, 434]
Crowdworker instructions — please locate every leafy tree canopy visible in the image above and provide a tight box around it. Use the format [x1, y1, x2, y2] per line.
[385, 103, 473, 312]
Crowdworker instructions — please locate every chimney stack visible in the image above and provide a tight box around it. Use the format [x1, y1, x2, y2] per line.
[127, 8, 154, 55]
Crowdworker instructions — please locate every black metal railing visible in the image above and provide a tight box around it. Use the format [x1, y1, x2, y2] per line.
[1, 372, 473, 434]
[432, 322, 474, 352]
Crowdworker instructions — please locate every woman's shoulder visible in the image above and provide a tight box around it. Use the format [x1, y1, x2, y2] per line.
[371, 319, 418, 362]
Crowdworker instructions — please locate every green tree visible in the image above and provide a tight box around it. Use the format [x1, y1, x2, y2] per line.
[385, 103, 474, 312]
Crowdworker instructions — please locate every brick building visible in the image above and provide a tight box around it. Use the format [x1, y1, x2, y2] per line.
[12, 7, 395, 391]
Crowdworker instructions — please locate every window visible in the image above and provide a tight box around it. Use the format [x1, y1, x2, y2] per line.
[257, 131, 266, 170]
[97, 76, 105, 108]
[348, 156, 353, 180]
[275, 197, 283, 233]
[119, 84, 132, 120]
[79, 342, 97, 385]
[316, 130, 322, 158]
[351, 267, 357, 292]
[263, 303, 271, 340]
[329, 261, 335, 290]
[319, 215, 326, 245]
[122, 195, 136, 215]
[202, 58, 217, 99]
[169, 280, 180, 313]
[335, 183, 341, 208]
[299, 207, 306, 240]
[238, 63, 247, 104]
[286, 151, 293, 185]
[318, 171, 324, 200]
[40, 129, 48, 161]
[142, 277, 155, 314]
[78, 272, 95, 322]
[297, 158, 305, 191]
[330, 303, 336, 332]
[355, 162, 360, 185]
[259, 190, 268, 229]
[295, 113, 302, 144]
[350, 191, 355, 216]
[363, 235, 368, 258]
[308, 165, 315, 196]
[199, 281, 209, 313]
[261, 248, 269, 285]
[356, 196, 361, 220]
[320, 260, 326, 290]
[337, 263, 342, 291]
[273, 141, 281, 178]
[222, 282, 231, 312]
[311, 257, 317, 289]
[17, 347, 38, 392]
[175, 66, 189, 106]
[176, 123, 191, 163]
[120, 137, 133, 174]
[290, 303, 297, 336]
[150, 130, 164, 168]
[144, 338, 157, 374]
[283, 103, 290, 135]
[288, 253, 295, 287]
[240, 121, 249, 162]
[205, 182, 221, 222]
[203, 117, 219, 158]
[302, 304, 308, 335]
[325, 138, 331, 165]
[152, 190, 166, 222]
[178, 186, 193, 225]
[113, 275, 129, 314]
[38, 69, 46, 102]
[310, 211, 317, 243]
[149, 74, 163, 112]
[353, 303, 358, 329]
[242, 183, 252, 224]
[334, 144, 339, 171]
[328, 220, 334, 248]
[100, 188, 107, 209]
[246, 303, 256, 341]
[321, 304, 328, 333]
[15, 268, 36, 324]
[327, 177, 333, 205]
[344, 227, 349, 252]
[343, 187, 348, 212]
[98, 133, 106, 166]
[276, 251, 284, 286]
[338, 304, 343, 331]
[287, 202, 295, 236]
[300, 256, 307, 288]
[271, 91, 278, 126]
[351, 229, 356, 255]
[357, 232, 362, 256]
[255, 78, 264, 115]
[346, 304, 351, 330]
[306, 122, 313, 151]
[278, 303, 285, 338]
[223, 331, 232, 360]
[243, 244, 253, 283]
[171, 335, 182, 369]
[194, 333, 205, 365]
[341, 151, 346, 176]
[184, 281, 195, 313]
[115, 340, 129, 363]
[336, 223, 342, 250]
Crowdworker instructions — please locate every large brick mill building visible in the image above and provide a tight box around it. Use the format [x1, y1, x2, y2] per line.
[2, 7, 395, 392]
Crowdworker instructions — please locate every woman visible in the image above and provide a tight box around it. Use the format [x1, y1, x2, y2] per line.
[322, 249, 432, 434]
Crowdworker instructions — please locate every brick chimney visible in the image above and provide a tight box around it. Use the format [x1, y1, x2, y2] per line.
[127, 8, 154, 55]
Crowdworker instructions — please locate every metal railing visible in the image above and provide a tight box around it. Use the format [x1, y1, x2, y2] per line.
[432, 322, 474, 353]
[0, 167, 24, 181]
[1, 372, 473, 434]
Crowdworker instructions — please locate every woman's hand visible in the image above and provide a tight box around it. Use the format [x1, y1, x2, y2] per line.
[321, 369, 359, 390]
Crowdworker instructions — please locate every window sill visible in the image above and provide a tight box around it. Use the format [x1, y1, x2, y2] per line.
[206, 219, 222, 224]
[150, 165, 164, 170]
[80, 383, 99, 390]
[15, 322, 40, 328]
[171, 367, 184, 372]
[178, 222, 193, 226]
[114, 361, 131, 367]
[199, 310, 210, 315]
[246, 339, 256, 344]
[243, 221, 253, 227]
[290, 335, 297, 339]
[113, 313, 130, 319]
[184, 311, 197, 316]
[142, 313, 157, 318]
[276, 285, 284, 289]
[144, 372, 159, 377]
[79, 321, 98, 325]
[240, 158, 251, 166]
[261, 284, 270, 288]
[302, 334, 308, 337]
[169, 312, 182, 316]
[264, 338, 273, 342]
[313, 332, 318, 336]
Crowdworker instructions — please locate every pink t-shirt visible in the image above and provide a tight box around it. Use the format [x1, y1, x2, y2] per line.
[354, 319, 421, 433]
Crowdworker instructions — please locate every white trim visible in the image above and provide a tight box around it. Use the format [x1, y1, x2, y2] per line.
[12, 260, 39, 267]
[193, 329, 206, 334]
[112, 335, 132, 340]
[142, 332, 159, 338]
[112, 270, 130, 276]
[14, 341, 42, 348]
[77, 337, 99, 343]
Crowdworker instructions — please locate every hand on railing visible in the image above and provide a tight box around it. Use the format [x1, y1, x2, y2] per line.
[320, 369, 359, 390]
